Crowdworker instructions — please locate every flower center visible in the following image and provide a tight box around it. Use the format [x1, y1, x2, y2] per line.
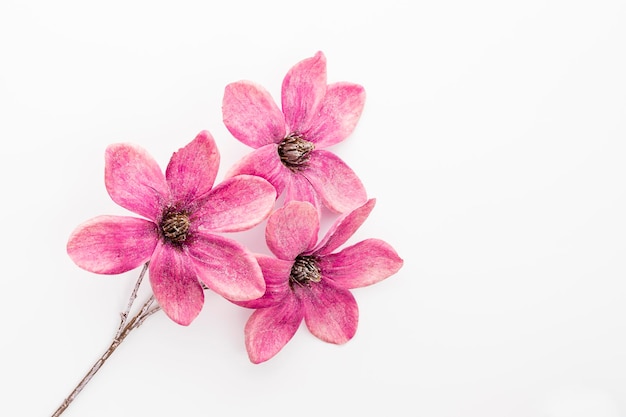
[277, 133, 314, 171]
[160, 208, 190, 244]
[289, 255, 321, 288]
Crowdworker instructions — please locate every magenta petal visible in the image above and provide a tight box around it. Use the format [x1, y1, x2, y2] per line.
[187, 231, 265, 301]
[314, 199, 376, 256]
[304, 150, 367, 213]
[67, 215, 157, 274]
[245, 295, 303, 364]
[105, 143, 169, 221]
[265, 201, 319, 261]
[149, 242, 204, 326]
[301, 281, 358, 344]
[165, 131, 219, 205]
[236, 255, 292, 309]
[223, 81, 287, 148]
[195, 175, 276, 233]
[284, 173, 322, 217]
[305, 82, 366, 148]
[226, 144, 289, 197]
[282, 51, 327, 133]
[319, 239, 403, 289]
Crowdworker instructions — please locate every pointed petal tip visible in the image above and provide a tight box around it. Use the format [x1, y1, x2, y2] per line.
[361, 198, 376, 212]
[186, 130, 216, 152]
[222, 274, 266, 302]
[169, 311, 198, 326]
[105, 141, 132, 153]
[196, 129, 211, 139]
[313, 50, 326, 62]
[393, 251, 405, 271]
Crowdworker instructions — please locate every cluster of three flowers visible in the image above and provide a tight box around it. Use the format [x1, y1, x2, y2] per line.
[67, 51, 403, 363]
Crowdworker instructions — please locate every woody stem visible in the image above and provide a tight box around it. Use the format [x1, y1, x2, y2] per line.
[51, 263, 161, 417]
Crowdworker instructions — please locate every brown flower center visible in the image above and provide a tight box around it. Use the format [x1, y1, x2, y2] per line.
[160, 208, 190, 244]
[289, 255, 321, 288]
[277, 133, 314, 171]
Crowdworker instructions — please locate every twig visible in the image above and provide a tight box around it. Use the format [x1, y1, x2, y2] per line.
[116, 262, 149, 339]
[51, 262, 161, 417]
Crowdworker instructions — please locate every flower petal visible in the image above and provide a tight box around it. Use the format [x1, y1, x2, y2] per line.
[303, 150, 367, 213]
[105, 143, 169, 221]
[186, 231, 265, 301]
[319, 239, 403, 289]
[149, 242, 204, 326]
[235, 255, 292, 309]
[300, 280, 358, 344]
[282, 51, 327, 134]
[194, 175, 276, 233]
[223, 80, 287, 148]
[225, 144, 289, 197]
[265, 201, 319, 261]
[314, 199, 375, 256]
[284, 173, 322, 217]
[67, 215, 157, 274]
[304, 82, 366, 148]
[244, 295, 303, 364]
[165, 131, 219, 205]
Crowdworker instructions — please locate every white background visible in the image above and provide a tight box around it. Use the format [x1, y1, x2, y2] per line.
[1, 1, 626, 416]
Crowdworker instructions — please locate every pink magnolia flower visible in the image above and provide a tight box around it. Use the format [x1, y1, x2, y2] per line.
[67, 131, 276, 326]
[235, 199, 403, 363]
[222, 51, 367, 214]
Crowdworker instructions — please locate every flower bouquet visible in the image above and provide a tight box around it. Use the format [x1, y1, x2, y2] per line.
[53, 51, 403, 416]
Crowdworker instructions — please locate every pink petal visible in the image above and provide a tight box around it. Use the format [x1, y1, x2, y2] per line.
[284, 173, 322, 217]
[303, 150, 367, 213]
[265, 201, 319, 261]
[300, 280, 358, 344]
[244, 295, 304, 364]
[319, 239, 404, 289]
[225, 144, 290, 197]
[194, 175, 276, 233]
[165, 131, 220, 205]
[67, 215, 158, 274]
[235, 255, 292, 309]
[281, 51, 327, 134]
[223, 81, 287, 148]
[186, 231, 265, 301]
[105, 143, 169, 221]
[149, 242, 204, 326]
[314, 199, 375, 256]
[304, 82, 366, 148]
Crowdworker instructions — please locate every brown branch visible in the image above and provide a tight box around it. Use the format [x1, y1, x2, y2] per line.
[116, 262, 149, 339]
[51, 263, 160, 417]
